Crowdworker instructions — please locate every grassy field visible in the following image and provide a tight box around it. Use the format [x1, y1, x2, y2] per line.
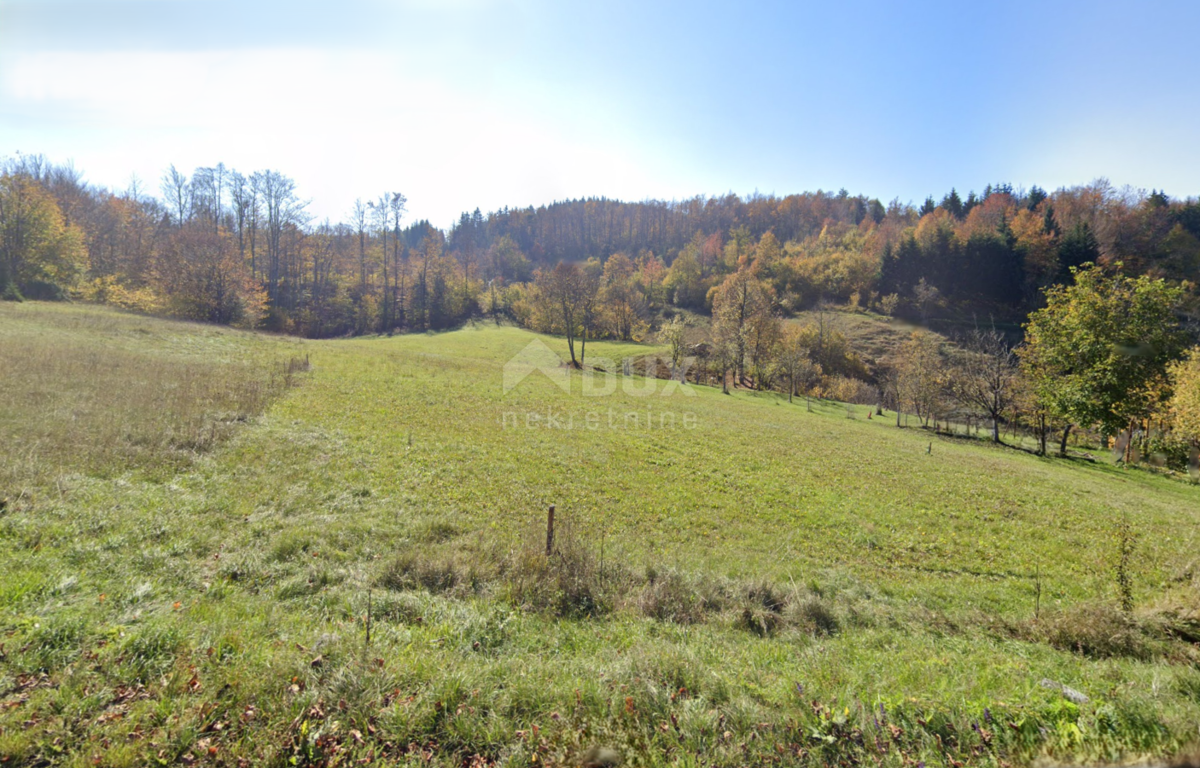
[2, 302, 1199, 767]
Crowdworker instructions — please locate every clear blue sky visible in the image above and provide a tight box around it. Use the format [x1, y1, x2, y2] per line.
[2, 0, 1198, 227]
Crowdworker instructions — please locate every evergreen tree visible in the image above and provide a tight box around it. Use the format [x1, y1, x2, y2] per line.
[1026, 185, 1047, 211]
[941, 189, 964, 219]
[963, 191, 980, 217]
[1042, 203, 1059, 236]
[1056, 221, 1100, 281]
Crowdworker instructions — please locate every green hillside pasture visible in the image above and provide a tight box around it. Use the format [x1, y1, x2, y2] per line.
[1, 305, 1199, 767]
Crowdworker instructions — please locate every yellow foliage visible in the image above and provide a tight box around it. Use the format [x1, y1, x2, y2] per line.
[1168, 347, 1200, 444]
[1011, 208, 1057, 284]
[0, 173, 87, 290]
[78, 275, 164, 314]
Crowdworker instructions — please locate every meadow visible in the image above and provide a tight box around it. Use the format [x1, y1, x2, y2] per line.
[1, 302, 1199, 767]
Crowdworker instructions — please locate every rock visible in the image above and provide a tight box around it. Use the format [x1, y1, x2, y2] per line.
[581, 746, 622, 768]
[1040, 678, 1089, 704]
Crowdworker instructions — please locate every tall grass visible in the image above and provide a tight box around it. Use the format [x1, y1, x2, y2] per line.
[0, 304, 302, 494]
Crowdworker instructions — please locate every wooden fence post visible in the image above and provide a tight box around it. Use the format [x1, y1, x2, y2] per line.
[546, 504, 556, 556]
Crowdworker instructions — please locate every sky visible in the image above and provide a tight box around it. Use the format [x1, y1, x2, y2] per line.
[2, 0, 1199, 229]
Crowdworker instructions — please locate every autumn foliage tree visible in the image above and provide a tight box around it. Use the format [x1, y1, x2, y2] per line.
[0, 171, 86, 299]
[1167, 348, 1200, 448]
[710, 269, 774, 385]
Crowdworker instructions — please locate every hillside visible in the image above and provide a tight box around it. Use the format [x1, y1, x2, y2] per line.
[2, 302, 1200, 767]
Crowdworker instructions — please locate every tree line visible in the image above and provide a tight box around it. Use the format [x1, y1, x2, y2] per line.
[1, 153, 1198, 467]
[4, 154, 1198, 332]
[527, 256, 1200, 469]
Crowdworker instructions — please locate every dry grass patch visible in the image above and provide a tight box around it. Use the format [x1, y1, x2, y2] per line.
[0, 306, 304, 493]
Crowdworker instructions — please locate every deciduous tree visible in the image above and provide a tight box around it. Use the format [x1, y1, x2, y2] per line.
[1020, 264, 1186, 447]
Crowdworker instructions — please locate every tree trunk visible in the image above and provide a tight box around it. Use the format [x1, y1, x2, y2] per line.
[1058, 424, 1072, 457]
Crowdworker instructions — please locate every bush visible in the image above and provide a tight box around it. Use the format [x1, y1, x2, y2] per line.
[379, 551, 469, 594]
[1144, 434, 1196, 472]
[735, 579, 787, 637]
[637, 569, 705, 624]
[788, 595, 840, 636]
[1037, 603, 1163, 661]
[819, 375, 878, 406]
[500, 527, 618, 618]
[20, 280, 66, 301]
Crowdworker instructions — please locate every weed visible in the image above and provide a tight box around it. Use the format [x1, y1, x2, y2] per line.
[636, 569, 706, 624]
[787, 594, 841, 636]
[1036, 603, 1164, 661]
[379, 551, 467, 594]
[1116, 514, 1139, 614]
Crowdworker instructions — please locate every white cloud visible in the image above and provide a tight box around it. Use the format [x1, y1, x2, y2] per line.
[0, 47, 686, 226]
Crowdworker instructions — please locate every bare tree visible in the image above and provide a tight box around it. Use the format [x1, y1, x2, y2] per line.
[660, 316, 687, 381]
[913, 278, 940, 323]
[368, 196, 391, 329]
[161, 164, 190, 228]
[577, 260, 602, 366]
[949, 326, 1020, 443]
[229, 171, 252, 263]
[247, 171, 262, 280]
[388, 193, 408, 328]
[255, 170, 302, 305]
[709, 323, 738, 394]
[351, 199, 369, 289]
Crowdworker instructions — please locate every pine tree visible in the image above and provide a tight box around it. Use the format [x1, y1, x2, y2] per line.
[1056, 222, 1100, 281]
[941, 189, 964, 219]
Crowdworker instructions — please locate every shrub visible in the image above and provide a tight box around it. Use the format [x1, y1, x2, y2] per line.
[1037, 603, 1162, 661]
[1144, 434, 1196, 472]
[500, 525, 619, 618]
[788, 595, 841, 636]
[379, 551, 464, 594]
[637, 569, 705, 624]
[737, 604, 783, 637]
[735, 579, 787, 637]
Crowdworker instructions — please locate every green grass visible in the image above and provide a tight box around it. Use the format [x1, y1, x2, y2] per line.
[2, 303, 1199, 767]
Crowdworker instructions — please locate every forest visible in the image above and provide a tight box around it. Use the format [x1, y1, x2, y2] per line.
[2, 154, 1198, 469]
